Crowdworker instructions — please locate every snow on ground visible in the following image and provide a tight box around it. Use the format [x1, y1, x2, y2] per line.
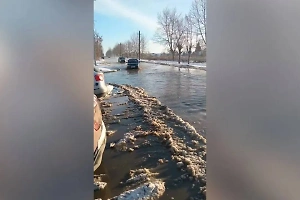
[94, 64, 119, 73]
[96, 67, 119, 73]
[96, 59, 106, 64]
[95, 59, 120, 73]
[140, 59, 206, 70]
[110, 132, 137, 151]
[110, 180, 165, 200]
[94, 174, 107, 191]
[125, 168, 159, 185]
[95, 156, 165, 199]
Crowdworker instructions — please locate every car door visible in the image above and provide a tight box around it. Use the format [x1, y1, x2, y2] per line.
[94, 96, 102, 152]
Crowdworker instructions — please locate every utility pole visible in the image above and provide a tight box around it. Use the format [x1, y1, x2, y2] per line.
[93, 20, 96, 66]
[94, 34, 98, 65]
[138, 31, 141, 60]
[94, 36, 96, 65]
[119, 43, 121, 56]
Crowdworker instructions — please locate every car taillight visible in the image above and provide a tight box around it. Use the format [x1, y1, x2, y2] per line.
[95, 74, 103, 81]
[94, 121, 100, 131]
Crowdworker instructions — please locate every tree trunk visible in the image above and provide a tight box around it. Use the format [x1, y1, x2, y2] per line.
[178, 51, 181, 64]
[172, 52, 175, 61]
[187, 52, 191, 64]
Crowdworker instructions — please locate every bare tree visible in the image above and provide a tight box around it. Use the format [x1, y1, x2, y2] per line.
[129, 32, 147, 58]
[94, 30, 103, 64]
[105, 48, 112, 57]
[123, 40, 130, 57]
[130, 33, 139, 58]
[140, 34, 147, 57]
[107, 32, 148, 59]
[112, 43, 125, 56]
[126, 40, 134, 57]
[184, 14, 195, 64]
[174, 16, 185, 64]
[119, 43, 125, 56]
[190, 0, 207, 47]
[194, 41, 202, 55]
[154, 8, 180, 61]
[112, 44, 118, 56]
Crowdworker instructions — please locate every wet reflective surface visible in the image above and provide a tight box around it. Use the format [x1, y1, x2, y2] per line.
[103, 58, 207, 135]
[95, 86, 206, 200]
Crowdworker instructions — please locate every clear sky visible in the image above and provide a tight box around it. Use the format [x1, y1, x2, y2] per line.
[94, 0, 193, 54]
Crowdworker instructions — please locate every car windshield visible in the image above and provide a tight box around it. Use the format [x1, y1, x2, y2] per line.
[128, 59, 138, 63]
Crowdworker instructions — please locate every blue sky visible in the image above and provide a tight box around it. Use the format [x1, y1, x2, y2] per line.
[94, 0, 193, 54]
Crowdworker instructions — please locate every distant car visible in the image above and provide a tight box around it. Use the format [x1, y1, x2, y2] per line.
[94, 67, 109, 95]
[94, 94, 107, 171]
[118, 57, 125, 63]
[127, 58, 139, 69]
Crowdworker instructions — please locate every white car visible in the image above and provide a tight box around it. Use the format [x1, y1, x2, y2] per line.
[94, 94, 107, 171]
[94, 67, 113, 95]
[94, 67, 107, 95]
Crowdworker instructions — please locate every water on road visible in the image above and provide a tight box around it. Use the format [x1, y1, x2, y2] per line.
[103, 58, 207, 135]
[94, 58, 207, 200]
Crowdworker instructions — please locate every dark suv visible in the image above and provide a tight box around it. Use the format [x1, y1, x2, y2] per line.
[127, 58, 139, 69]
[118, 57, 125, 63]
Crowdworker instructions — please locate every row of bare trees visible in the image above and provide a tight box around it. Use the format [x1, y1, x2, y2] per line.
[94, 30, 103, 63]
[154, 0, 206, 63]
[106, 32, 147, 58]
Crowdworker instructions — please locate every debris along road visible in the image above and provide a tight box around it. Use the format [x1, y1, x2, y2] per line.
[94, 83, 206, 200]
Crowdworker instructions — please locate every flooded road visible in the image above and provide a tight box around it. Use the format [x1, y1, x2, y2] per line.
[94, 58, 206, 200]
[103, 58, 206, 135]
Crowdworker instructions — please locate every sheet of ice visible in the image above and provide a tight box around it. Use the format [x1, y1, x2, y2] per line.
[98, 84, 114, 97]
[106, 84, 114, 94]
[96, 66, 118, 73]
[94, 181, 107, 190]
[125, 168, 159, 184]
[96, 59, 106, 64]
[109, 180, 165, 200]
